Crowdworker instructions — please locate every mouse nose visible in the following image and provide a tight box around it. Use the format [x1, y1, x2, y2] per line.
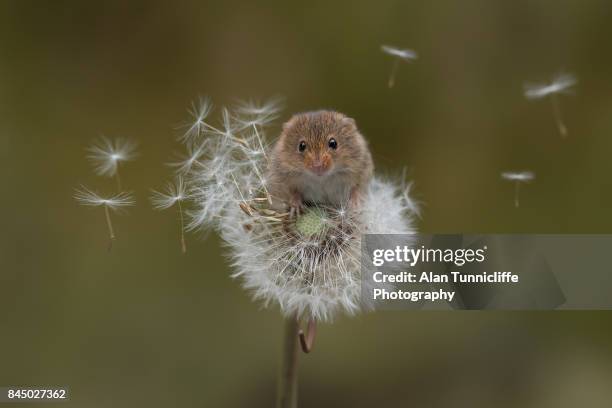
[310, 160, 326, 175]
[307, 152, 331, 175]
[312, 163, 323, 172]
[308, 159, 323, 174]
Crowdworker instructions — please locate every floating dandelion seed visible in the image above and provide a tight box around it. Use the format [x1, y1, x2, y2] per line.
[524, 73, 577, 137]
[86, 136, 138, 191]
[381, 45, 418, 88]
[151, 176, 190, 253]
[74, 186, 134, 249]
[501, 171, 535, 208]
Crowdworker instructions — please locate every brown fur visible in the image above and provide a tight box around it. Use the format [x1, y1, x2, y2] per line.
[267, 110, 373, 210]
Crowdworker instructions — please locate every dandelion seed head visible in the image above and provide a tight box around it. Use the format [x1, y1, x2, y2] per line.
[86, 137, 138, 177]
[74, 186, 135, 211]
[381, 45, 418, 61]
[218, 181, 416, 322]
[524, 73, 577, 99]
[184, 98, 418, 321]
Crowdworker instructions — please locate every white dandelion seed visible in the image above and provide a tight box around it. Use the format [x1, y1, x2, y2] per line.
[151, 176, 190, 253]
[216, 107, 241, 140]
[524, 73, 577, 137]
[233, 98, 282, 169]
[74, 186, 135, 249]
[501, 171, 535, 208]
[179, 96, 214, 146]
[235, 97, 283, 115]
[167, 140, 208, 175]
[381, 45, 418, 88]
[234, 97, 283, 129]
[86, 136, 138, 190]
[400, 167, 422, 219]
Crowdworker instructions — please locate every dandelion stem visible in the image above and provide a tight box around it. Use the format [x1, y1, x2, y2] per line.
[550, 94, 567, 138]
[178, 200, 187, 254]
[277, 317, 300, 408]
[388, 59, 400, 88]
[104, 205, 115, 250]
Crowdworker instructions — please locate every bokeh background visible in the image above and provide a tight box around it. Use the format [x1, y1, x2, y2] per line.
[1, 0, 612, 406]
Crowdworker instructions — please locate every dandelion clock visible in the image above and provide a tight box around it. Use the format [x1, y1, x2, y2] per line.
[181, 98, 418, 408]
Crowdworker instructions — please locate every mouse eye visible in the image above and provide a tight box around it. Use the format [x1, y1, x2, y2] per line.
[298, 141, 307, 152]
[328, 138, 338, 150]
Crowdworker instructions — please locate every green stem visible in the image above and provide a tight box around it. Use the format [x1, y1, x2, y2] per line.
[277, 317, 299, 408]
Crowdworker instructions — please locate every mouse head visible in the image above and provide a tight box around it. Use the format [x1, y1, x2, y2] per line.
[277, 110, 367, 177]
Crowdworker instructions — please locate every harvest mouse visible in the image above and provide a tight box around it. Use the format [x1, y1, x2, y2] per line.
[267, 110, 373, 214]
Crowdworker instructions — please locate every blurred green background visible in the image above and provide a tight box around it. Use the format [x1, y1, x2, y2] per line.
[1, 0, 612, 407]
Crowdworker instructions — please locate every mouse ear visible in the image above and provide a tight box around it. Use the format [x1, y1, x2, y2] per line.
[282, 116, 297, 132]
[341, 116, 357, 129]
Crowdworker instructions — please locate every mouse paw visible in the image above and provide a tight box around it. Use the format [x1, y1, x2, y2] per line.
[289, 193, 303, 218]
[348, 189, 363, 213]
